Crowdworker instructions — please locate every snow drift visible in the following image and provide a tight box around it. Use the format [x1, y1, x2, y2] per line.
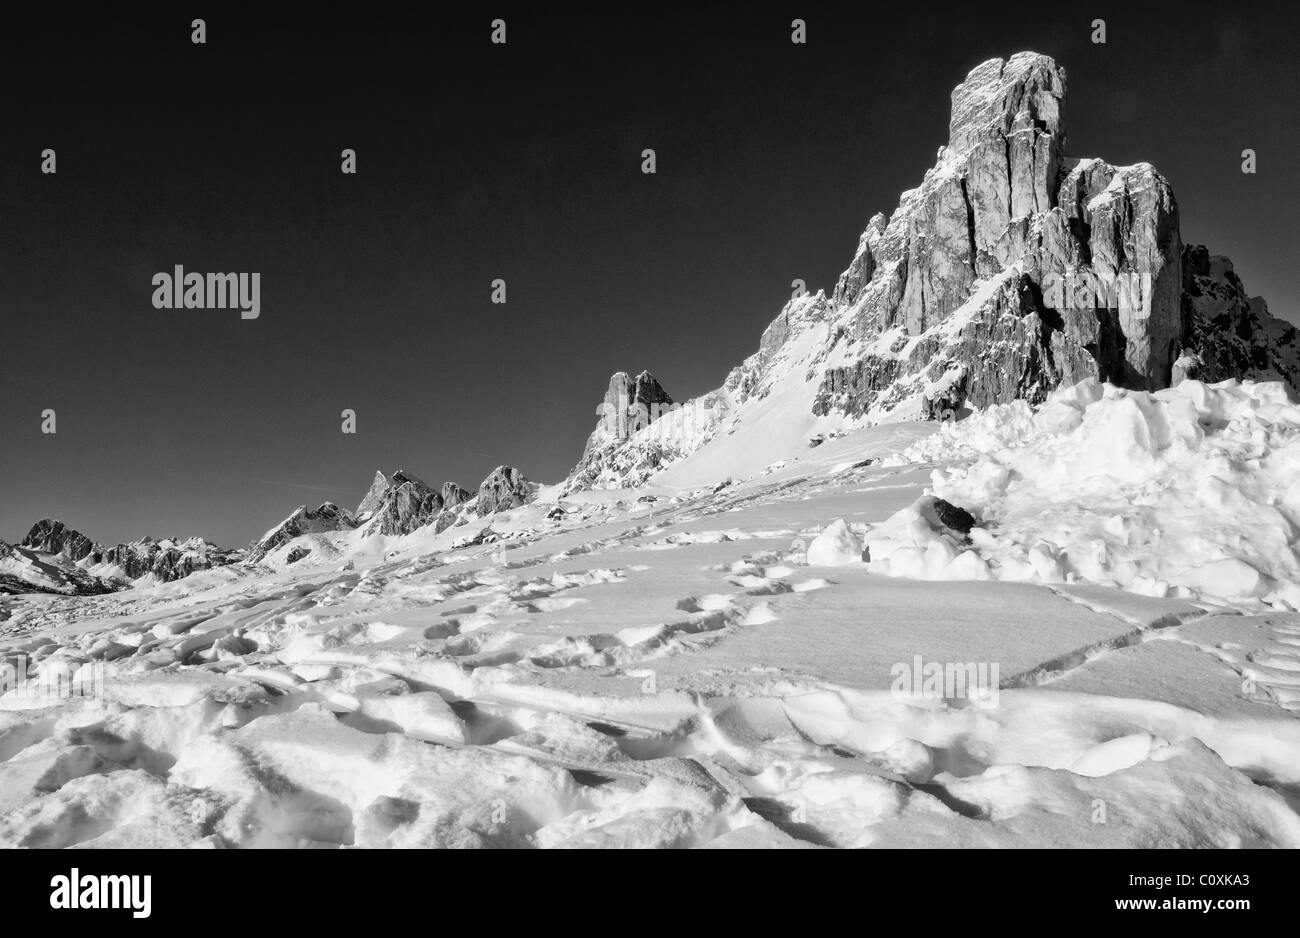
[872, 377, 1300, 606]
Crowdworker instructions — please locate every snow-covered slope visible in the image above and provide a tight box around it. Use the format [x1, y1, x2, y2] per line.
[3, 425, 1299, 848]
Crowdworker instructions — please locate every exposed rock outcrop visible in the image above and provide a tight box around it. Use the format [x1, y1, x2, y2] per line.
[102, 537, 240, 581]
[21, 520, 96, 561]
[477, 466, 535, 516]
[586, 371, 675, 446]
[354, 471, 392, 522]
[5, 520, 241, 592]
[918, 496, 978, 539]
[440, 482, 472, 510]
[1174, 247, 1300, 387]
[248, 502, 357, 562]
[338, 466, 538, 538]
[564, 371, 733, 493]
[793, 52, 1293, 419]
[363, 471, 444, 537]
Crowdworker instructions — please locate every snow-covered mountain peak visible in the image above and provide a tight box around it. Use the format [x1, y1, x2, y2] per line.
[562, 50, 1299, 495]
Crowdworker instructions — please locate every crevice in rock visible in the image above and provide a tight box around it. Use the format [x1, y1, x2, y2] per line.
[959, 175, 979, 276]
[1004, 135, 1015, 217]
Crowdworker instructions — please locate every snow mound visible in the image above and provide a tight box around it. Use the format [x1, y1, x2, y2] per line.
[880, 377, 1300, 606]
[806, 519, 864, 567]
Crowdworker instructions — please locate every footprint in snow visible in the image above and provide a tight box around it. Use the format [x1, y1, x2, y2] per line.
[675, 594, 735, 613]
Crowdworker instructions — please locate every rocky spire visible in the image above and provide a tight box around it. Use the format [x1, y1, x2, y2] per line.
[351, 469, 445, 537]
[476, 466, 534, 516]
[946, 52, 1066, 157]
[595, 370, 675, 443]
[561, 52, 1299, 495]
[354, 471, 391, 522]
[803, 51, 1291, 418]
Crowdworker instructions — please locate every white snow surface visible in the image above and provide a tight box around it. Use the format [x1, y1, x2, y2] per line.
[881, 377, 1300, 608]
[2, 389, 1300, 848]
[806, 519, 864, 566]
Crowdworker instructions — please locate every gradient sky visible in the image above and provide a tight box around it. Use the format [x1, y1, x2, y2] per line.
[2, 6, 1296, 547]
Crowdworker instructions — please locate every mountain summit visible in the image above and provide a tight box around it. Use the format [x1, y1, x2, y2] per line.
[567, 52, 1299, 491]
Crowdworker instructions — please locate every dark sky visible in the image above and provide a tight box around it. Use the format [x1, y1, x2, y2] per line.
[1, 5, 1295, 547]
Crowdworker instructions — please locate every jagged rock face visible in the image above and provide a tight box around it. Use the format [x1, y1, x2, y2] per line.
[13, 520, 238, 585]
[779, 51, 1288, 422]
[349, 470, 507, 537]
[365, 476, 444, 536]
[589, 370, 675, 446]
[100, 537, 240, 582]
[631, 371, 673, 412]
[355, 471, 391, 521]
[440, 482, 471, 510]
[357, 470, 454, 537]
[21, 520, 95, 561]
[1175, 247, 1300, 387]
[477, 466, 534, 516]
[562, 370, 726, 493]
[128, 537, 240, 582]
[828, 53, 1182, 404]
[1048, 159, 1184, 387]
[949, 54, 1065, 279]
[433, 511, 462, 534]
[947, 53, 1065, 158]
[567, 439, 688, 493]
[249, 502, 357, 561]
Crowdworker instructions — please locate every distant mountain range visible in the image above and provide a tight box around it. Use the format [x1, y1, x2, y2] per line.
[0, 521, 239, 595]
[0, 464, 535, 595]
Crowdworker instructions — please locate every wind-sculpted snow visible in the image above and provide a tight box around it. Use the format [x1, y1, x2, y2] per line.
[878, 377, 1300, 607]
[3, 431, 1299, 847]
